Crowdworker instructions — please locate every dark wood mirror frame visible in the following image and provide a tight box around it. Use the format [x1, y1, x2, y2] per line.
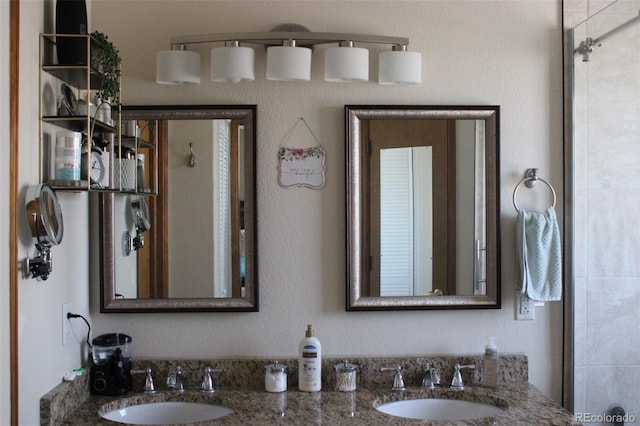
[346, 105, 501, 310]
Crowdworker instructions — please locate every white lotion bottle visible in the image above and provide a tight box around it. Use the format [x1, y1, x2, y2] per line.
[483, 337, 499, 387]
[298, 324, 322, 392]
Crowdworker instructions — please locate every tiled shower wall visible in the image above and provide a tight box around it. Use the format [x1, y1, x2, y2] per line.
[566, 0, 640, 420]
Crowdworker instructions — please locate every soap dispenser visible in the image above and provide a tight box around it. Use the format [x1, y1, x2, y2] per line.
[298, 324, 322, 392]
[483, 337, 499, 387]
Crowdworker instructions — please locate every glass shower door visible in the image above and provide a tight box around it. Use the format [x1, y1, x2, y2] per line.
[568, 0, 640, 422]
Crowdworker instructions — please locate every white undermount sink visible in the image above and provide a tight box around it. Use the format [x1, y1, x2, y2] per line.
[375, 398, 505, 421]
[100, 401, 233, 425]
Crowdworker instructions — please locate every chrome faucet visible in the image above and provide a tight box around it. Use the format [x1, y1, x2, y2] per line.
[200, 366, 224, 393]
[143, 368, 157, 393]
[380, 365, 406, 391]
[421, 362, 441, 389]
[130, 367, 157, 393]
[200, 367, 215, 393]
[166, 365, 186, 392]
[450, 363, 476, 390]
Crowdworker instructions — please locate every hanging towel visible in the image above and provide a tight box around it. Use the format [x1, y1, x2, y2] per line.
[516, 207, 562, 301]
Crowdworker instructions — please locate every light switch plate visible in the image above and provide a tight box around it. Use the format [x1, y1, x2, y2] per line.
[62, 302, 72, 345]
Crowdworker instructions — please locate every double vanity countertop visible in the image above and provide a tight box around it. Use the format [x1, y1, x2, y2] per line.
[59, 384, 577, 425]
[43, 355, 578, 425]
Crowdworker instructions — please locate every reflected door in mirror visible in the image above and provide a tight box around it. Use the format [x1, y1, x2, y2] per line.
[364, 119, 456, 296]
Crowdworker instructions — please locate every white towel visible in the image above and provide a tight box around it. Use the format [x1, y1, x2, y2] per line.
[516, 207, 562, 301]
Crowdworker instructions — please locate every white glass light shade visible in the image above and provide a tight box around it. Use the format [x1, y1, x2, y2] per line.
[156, 50, 201, 85]
[266, 45, 312, 81]
[324, 46, 369, 82]
[210, 46, 255, 83]
[378, 51, 422, 85]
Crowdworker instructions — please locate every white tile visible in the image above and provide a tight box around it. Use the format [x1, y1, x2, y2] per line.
[573, 189, 588, 278]
[573, 366, 587, 415]
[586, 102, 640, 190]
[574, 277, 588, 367]
[588, 0, 616, 16]
[584, 365, 640, 423]
[565, 2, 588, 29]
[586, 278, 640, 365]
[588, 44, 640, 103]
[586, 190, 640, 277]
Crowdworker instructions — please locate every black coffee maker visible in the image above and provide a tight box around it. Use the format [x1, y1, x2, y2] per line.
[90, 333, 132, 395]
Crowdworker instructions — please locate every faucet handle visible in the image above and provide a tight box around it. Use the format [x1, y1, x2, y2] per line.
[380, 365, 406, 391]
[143, 368, 157, 393]
[200, 366, 224, 393]
[450, 363, 476, 390]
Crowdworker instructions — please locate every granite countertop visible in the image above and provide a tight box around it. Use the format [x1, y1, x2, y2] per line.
[60, 383, 578, 425]
[43, 355, 578, 425]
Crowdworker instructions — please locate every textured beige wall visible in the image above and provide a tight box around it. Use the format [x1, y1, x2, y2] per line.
[92, 0, 563, 396]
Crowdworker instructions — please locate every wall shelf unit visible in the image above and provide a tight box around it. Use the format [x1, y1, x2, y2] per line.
[39, 33, 157, 195]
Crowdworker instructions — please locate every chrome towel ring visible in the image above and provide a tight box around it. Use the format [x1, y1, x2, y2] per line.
[513, 168, 556, 212]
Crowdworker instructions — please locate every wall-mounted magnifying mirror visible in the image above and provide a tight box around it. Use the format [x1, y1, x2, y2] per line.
[346, 105, 500, 310]
[101, 105, 257, 312]
[24, 183, 64, 280]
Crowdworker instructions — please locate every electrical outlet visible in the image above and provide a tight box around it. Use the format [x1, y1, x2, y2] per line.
[62, 302, 73, 345]
[516, 294, 534, 320]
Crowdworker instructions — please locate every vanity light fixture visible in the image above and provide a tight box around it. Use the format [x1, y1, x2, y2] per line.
[211, 41, 255, 83]
[156, 45, 201, 85]
[378, 44, 422, 85]
[266, 39, 312, 81]
[156, 24, 421, 85]
[325, 41, 369, 83]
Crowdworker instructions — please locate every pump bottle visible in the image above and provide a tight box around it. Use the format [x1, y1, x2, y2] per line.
[483, 337, 499, 387]
[298, 324, 322, 392]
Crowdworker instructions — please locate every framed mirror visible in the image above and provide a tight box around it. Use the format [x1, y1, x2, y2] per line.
[346, 105, 500, 310]
[100, 105, 257, 312]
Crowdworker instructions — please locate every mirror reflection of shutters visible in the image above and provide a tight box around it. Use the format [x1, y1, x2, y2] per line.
[380, 148, 414, 296]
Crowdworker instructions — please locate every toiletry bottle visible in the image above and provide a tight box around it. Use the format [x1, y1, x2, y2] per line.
[483, 337, 499, 387]
[298, 324, 322, 392]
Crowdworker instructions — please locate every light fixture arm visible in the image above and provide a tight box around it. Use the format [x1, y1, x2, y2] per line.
[169, 30, 409, 49]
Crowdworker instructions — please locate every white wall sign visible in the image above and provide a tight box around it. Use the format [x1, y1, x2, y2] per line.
[278, 147, 326, 189]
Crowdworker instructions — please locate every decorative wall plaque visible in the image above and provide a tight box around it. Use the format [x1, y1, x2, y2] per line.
[278, 146, 326, 189]
[277, 118, 325, 189]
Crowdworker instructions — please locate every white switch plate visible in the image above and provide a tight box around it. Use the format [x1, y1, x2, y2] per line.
[516, 294, 534, 320]
[62, 302, 73, 345]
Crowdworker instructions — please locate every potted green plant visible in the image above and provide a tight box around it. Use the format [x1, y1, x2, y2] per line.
[90, 31, 121, 105]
